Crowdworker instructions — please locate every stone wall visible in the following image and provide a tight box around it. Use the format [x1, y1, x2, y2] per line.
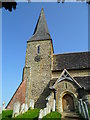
[25, 40, 53, 108]
[52, 69, 90, 78]
[6, 79, 26, 110]
[55, 80, 79, 112]
[23, 67, 31, 106]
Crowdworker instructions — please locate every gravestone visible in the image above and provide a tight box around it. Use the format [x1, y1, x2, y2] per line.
[48, 105, 51, 113]
[20, 103, 25, 114]
[12, 101, 20, 118]
[25, 103, 28, 112]
[52, 99, 55, 111]
[2, 102, 5, 110]
[29, 99, 34, 109]
[38, 109, 44, 119]
[43, 108, 47, 116]
[47, 104, 51, 114]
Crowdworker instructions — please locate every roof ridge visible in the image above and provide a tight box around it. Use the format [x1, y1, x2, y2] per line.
[53, 51, 90, 56]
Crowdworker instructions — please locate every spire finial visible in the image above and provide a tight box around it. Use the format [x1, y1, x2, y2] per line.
[41, 7, 44, 11]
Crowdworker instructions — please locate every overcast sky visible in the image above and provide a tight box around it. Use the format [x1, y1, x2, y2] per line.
[2, 2, 88, 106]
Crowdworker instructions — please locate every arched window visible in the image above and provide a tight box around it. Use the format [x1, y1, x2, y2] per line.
[37, 45, 40, 54]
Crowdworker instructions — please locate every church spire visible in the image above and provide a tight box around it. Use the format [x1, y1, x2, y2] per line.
[29, 8, 51, 41]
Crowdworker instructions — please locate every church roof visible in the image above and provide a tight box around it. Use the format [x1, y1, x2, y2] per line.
[74, 76, 90, 90]
[29, 8, 51, 41]
[53, 51, 90, 71]
[49, 78, 57, 87]
[49, 76, 90, 90]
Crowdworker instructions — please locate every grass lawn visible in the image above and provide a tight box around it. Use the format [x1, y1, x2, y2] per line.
[1, 109, 61, 120]
[0, 113, 2, 120]
[16, 108, 40, 119]
[42, 111, 61, 119]
[2, 110, 13, 119]
[1, 109, 40, 120]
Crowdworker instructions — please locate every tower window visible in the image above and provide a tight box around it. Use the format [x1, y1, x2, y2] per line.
[37, 45, 40, 54]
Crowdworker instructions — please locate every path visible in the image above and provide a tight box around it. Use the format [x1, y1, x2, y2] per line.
[61, 112, 84, 120]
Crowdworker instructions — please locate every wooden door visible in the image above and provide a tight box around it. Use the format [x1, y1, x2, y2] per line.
[62, 94, 74, 112]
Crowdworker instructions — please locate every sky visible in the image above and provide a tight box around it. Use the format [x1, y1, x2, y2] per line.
[1, 2, 88, 106]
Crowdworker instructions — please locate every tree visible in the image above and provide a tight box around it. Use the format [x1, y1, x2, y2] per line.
[0, 0, 17, 11]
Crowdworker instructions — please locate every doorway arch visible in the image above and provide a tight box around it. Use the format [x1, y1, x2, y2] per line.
[62, 94, 74, 112]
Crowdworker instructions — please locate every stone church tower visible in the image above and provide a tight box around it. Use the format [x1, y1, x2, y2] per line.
[23, 8, 53, 108]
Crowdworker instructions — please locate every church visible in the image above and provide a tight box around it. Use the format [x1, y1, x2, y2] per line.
[6, 8, 90, 113]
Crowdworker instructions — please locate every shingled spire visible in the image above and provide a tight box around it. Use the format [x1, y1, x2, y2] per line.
[29, 8, 51, 41]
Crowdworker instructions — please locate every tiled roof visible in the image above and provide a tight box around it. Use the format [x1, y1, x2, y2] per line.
[53, 52, 90, 71]
[49, 78, 58, 87]
[74, 76, 90, 90]
[50, 76, 90, 90]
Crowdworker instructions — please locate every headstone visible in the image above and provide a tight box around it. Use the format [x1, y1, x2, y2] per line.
[48, 105, 51, 113]
[2, 102, 5, 110]
[38, 109, 44, 119]
[46, 102, 48, 107]
[52, 99, 55, 111]
[25, 103, 28, 112]
[12, 101, 20, 118]
[47, 104, 51, 114]
[20, 103, 25, 114]
[43, 108, 47, 116]
[29, 99, 34, 109]
[46, 96, 51, 101]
